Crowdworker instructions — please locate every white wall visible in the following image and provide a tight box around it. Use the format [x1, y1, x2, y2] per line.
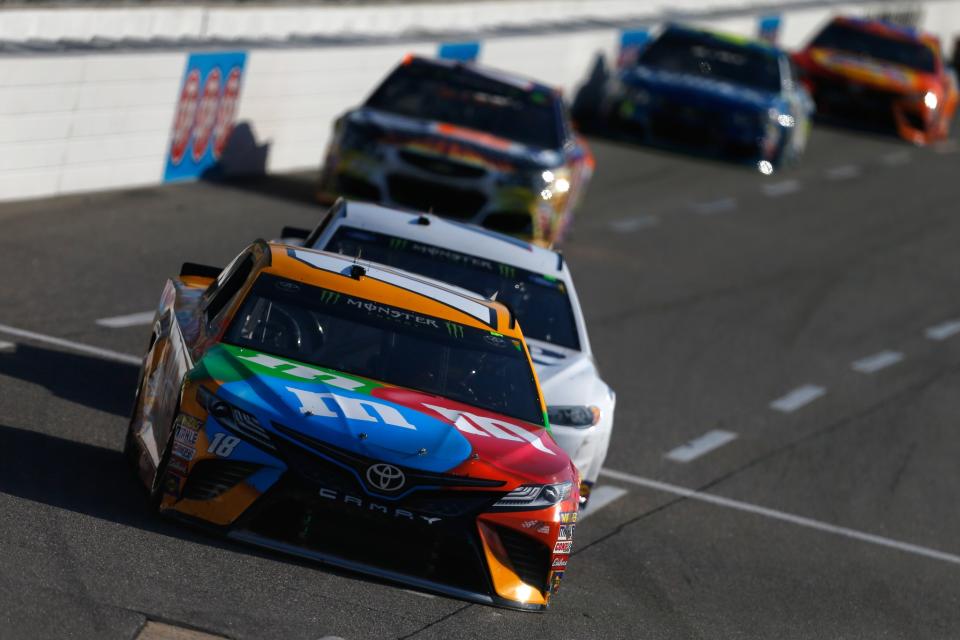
[1, 0, 959, 202]
[0, 52, 184, 200]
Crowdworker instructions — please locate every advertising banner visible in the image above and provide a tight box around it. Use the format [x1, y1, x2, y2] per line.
[164, 51, 247, 182]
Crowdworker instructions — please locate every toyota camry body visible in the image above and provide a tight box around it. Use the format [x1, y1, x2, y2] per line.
[125, 241, 580, 610]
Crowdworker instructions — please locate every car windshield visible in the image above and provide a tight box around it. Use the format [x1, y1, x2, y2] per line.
[639, 29, 782, 93]
[225, 273, 545, 426]
[811, 22, 936, 72]
[365, 60, 562, 150]
[323, 226, 581, 351]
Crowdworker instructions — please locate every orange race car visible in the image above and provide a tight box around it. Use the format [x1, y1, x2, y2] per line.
[794, 16, 959, 144]
[124, 240, 580, 610]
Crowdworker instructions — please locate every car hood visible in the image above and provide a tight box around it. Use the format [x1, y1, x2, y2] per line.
[192, 344, 569, 480]
[622, 65, 779, 112]
[806, 47, 928, 93]
[347, 107, 563, 170]
[527, 339, 609, 408]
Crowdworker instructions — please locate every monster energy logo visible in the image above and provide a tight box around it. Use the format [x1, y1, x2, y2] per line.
[497, 264, 516, 278]
[445, 322, 464, 338]
[320, 291, 341, 304]
[389, 238, 409, 250]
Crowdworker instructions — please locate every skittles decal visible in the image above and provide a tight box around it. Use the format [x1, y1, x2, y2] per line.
[164, 51, 247, 182]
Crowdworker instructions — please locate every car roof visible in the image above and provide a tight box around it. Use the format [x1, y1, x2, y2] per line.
[328, 200, 568, 279]
[662, 23, 784, 55]
[833, 16, 928, 44]
[264, 243, 519, 336]
[406, 55, 557, 96]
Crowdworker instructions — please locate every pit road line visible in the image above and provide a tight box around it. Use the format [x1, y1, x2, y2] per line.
[0, 341, 13, 352]
[851, 350, 904, 374]
[769, 384, 825, 412]
[609, 215, 659, 232]
[96, 310, 155, 328]
[762, 179, 800, 197]
[690, 197, 737, 215]
[580, 486, 628, 520]
[925, 319, 960, 341]
[0, 323, 142, 366]
[825, 164, 861, 180]
[599, 468, 960, 567]
[665, 430, 737, 463]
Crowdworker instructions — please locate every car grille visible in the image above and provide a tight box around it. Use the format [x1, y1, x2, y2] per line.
[399, 150, 487, 179]
[241, 476, 493, 594]
[495, 525, 551, 593]
[386, 174, 487, 219]
[813, 77, 899, 128]
[182, 459, 262, 501]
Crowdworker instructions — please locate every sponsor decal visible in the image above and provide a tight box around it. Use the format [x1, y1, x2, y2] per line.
[483, 334, 507, 348]
[537, 525, 550, 534]
[172, 443, 195, 461]
[758, 14, 781, 44]
[424, 404, 556, 456]
[174, 414, 202, 432]
[164, 51, 247, 182]
[618, 29, 651, 69]
[207, 433, 240, 457]
[549, 570, 565, 594]
[521, 520, 541, 529]
[239, 352, 366, 390]
[317, 487, 441, 525]
[558, 524, 575, 541]
[553, 540, 573, 554]
[167, 458, 189, 475]
[287, 388, 416, 430]
[560, 511, 578, 524]
[552, 556, 568, 569]
[437, 41, 481, 63]
[445, 322, 465, 338]
[174, 426, 198, 446]
[347, 298, 439, 328]
[163, 472, 183, 497]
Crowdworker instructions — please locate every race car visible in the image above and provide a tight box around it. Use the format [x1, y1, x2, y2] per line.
[793, 17, 958, 144]
[600, 24, 813, 173]
[280, 199, 616, 506]
[124, 240, 580, 610]
[316, 55, 594, 247]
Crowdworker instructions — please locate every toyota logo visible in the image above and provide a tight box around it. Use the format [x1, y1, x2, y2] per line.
[366, 463, 405, 492]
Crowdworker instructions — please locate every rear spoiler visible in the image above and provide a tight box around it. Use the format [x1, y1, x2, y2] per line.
[180, 262, 222, 279]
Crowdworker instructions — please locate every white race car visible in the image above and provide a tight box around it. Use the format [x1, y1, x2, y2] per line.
[280, 199, 615, 504]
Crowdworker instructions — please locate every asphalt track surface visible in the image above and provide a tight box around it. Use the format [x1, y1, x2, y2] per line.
[2, 119, 960, 640]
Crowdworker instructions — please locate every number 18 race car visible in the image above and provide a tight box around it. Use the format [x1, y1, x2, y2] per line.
[124, 240, 580, 610]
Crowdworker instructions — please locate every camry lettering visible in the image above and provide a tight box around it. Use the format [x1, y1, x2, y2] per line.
[318, 487, 441, 525]
[423, 404, 555, 455]
[240, 353, 364, 390]
[287, 388, 416, 430]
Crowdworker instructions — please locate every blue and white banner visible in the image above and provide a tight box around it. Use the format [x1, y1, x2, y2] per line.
[164, 51, 247, 182]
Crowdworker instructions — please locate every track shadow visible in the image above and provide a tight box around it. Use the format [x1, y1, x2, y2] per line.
[0, 343, 139, 417]
[201, 121, 320, 207]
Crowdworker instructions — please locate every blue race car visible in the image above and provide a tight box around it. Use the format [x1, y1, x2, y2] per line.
[601, 24, 813, 173]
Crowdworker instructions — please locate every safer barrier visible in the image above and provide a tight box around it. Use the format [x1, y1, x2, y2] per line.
[0, 0, 956, 202]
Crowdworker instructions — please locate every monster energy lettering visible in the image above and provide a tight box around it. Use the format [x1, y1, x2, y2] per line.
[319, 291, 341, 304]
[445, 322, 464, 338]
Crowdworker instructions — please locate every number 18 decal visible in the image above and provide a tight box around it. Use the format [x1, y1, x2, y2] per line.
[208, 433, 240, 457]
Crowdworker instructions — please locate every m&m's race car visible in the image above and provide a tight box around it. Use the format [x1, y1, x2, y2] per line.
[124, 240, 580, 610]
[317, 55, 594, 246]
[794, 16, 959, 144]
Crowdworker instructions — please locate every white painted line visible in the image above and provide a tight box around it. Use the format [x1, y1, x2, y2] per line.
[599, 468, 960, 566]
[691, 197, 737, 215]
[665, 430, 738, 463]
[881, 150, 912, 166]
[762, 179, 801, 197]
[609, 215, 659, 233]
[851, 350, 904, 374]
[0, 340, 14, 352]
[925, 319, 960, 341]
[825, 164, 861, 180]
[0, 323, 141, 366]
[579, 485, 628, 520]
[95, 310, 155, 328]
[933, 139, 959, 154]
[769, 384, 825, 413]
